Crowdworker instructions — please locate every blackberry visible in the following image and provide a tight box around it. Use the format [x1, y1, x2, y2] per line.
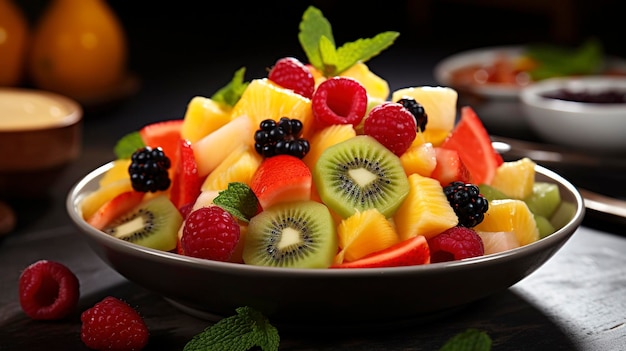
[128, 146, 171, 193]
[443, 181, 489, 227]
[254, 117, 310, 158]
[396, 97, 428, 132]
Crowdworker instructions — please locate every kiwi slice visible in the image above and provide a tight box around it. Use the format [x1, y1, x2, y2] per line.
[103, 195, 183, 251]
[313, 135, 410, 218]
[242, 201, 337, 268]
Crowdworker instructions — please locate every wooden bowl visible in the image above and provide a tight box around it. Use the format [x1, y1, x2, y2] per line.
[0, 88, 82, 198]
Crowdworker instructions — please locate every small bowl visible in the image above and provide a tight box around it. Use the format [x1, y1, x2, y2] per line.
[520, 76, 626, 153]
[66, 162, 585, 328]
[0, 88, 82, 198]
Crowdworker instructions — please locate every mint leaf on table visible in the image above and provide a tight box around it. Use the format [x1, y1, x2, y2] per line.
[298, 5, 399, 77]
[211, 67, 249, 107]
[526, 38, 604, 81]
[113, 131, 145, 159]
[184, 306, 279, 351]
[439, 328, 492, 351]
[213, 182, 260, 223]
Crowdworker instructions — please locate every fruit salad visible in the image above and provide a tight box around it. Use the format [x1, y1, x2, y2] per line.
[79, 6, 576, 269]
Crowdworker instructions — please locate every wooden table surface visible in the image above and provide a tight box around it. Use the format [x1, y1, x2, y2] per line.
[1, 45, 626, 350]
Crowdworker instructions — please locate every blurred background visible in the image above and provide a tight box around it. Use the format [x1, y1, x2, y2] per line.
[14, 0, 625, 80]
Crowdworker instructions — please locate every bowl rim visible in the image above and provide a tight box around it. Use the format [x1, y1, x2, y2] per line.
[66, 160, 585, 277]
[520, 75, 626, 113]
[0, 87, 83, 132]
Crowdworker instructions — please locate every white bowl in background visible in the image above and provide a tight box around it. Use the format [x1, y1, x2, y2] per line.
[519, 76, 626, 153]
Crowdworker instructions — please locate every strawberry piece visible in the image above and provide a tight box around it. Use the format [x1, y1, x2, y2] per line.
[440, 106, 504, 185]
[181, 206, 241, 261]
[268, 57, 315, 99]
[250, 155, 312, 210]
[19, 260, 79, 320]
[311, 77, 368, 129]
[331, 235, 430, 268]
[430, 147, 470, 187]
[363, 102, 417, 156]
[81, 296, 149, 351]
[139, 119, 184, 171]
[169, 139, 204, 210]
[86, 190, 145, 230]
[428, 226, 484, 263]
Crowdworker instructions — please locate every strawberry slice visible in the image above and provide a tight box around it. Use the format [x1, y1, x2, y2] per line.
[440, 106, 503, 185]
[86, 190, 145, 230]
[170, 139, 204, 210]
[250, 155, 312, 210]
[139, 119, 184, 169]
[430, 147, 470, 187]
[331, 235, 430, 268]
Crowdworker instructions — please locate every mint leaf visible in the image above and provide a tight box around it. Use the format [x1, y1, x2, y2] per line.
[298, 6, 398, 77]
[298, 5, 334, 69]
[334, 31, 399, 74]
[211, 67, 249, 107]
[439, 329, 492, 351]
[213, 182, 260, 223]
[113, 131, 145, 159]
[184, 306, 279, 351]
[526, 38, 604, 80]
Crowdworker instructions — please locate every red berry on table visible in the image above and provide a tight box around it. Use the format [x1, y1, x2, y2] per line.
[428, 226, 484, 263]
[181, 206, 241, 261]
[311, 76, 368, 128]
[268, 57, 315, 99]
[363, 102, 417, 156]
[81, 296, 149, 351]
[19, 260, 80, 320]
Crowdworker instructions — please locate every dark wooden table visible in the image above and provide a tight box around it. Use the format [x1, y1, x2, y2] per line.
[1, 48, 626, 350]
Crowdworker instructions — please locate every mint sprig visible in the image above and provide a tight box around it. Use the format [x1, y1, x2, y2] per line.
[213, 182, 260, 223]
[526, 38, 604, 81]
[113, 131, 145, 159]
[439, 328, 492, 351]
[298, 6, 399, 77]
[183, 306, 279, 351]
[211, 67, 249, 107]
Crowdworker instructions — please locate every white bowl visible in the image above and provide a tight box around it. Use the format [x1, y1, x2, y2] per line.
[67, 161, 584, 329]
[520, 76, 626, 153]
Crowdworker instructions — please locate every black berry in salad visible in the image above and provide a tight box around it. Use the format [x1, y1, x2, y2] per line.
[129, 146, 172, 192]
[397, 97, 428, 132]
[443, 181, 489, 228]
[254, 117, 310, 159]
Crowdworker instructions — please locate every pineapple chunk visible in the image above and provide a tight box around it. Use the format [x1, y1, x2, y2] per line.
[490, 157, 536, 199]
[181, 96, 232, 143]
[201, 144, 262, 191]
[335, 208, 399, 264]
[303, 124, 356, 171]
[400, 142, 437, 177]
[393, 173, 458, 241]
[474, 199, 540, 246]
[340, 62, 390, 101]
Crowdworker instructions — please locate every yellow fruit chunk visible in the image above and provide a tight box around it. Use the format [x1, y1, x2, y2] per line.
[400, 142, 437, 177]
[393, 173, 458, 241]
[81, 178, 132, 220]
[335, 208, 399, 264]
[340, 62, 390, 101]
[391, 86, 458, 146]
[230, 78, 314, 138]
[99, 159, 131, 187]
[474, 199, 540, 246]
[181, 96, 232, 143]
[201, 144, 262, 191]
[303, 124, 356, 170]
[192, 114, 254, 177]
[490, 157, 536, 199]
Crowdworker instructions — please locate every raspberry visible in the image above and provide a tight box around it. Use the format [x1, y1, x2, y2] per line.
[428, 226, 485, 263]
[81, 296, 149, 351]
[363, 102, 417, 156]
[443, 181, 489, 227]
[268, 57, 315, 99]
[19, 260, 80, 320]
[128, 146, 171, 193]
[181, 206, 241, 261]
[311, 77, 367, 128]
